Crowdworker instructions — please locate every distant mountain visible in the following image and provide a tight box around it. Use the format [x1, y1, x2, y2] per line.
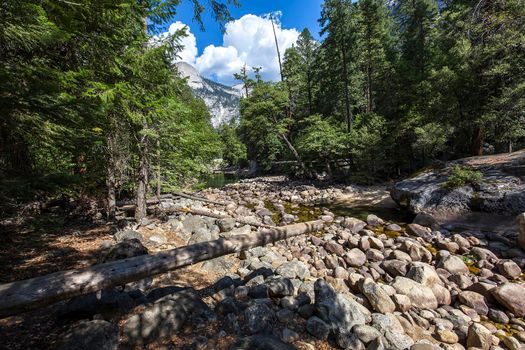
[176, 62, 242, 128]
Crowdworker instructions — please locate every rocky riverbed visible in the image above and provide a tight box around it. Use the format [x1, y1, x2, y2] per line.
[3, 177, 525, 350]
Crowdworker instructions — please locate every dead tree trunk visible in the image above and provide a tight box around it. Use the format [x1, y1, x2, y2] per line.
[135, 139, 149, 221]
[0, 220, 326, 318]
[106, 133, 117, 220]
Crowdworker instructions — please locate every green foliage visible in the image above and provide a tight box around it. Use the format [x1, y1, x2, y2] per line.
[0, 0, 239, 205]
[444, 165, 483, 189]
[218, 122, 247, 166]
[239, 81, 289, 171]
[296, 115, 349, 160]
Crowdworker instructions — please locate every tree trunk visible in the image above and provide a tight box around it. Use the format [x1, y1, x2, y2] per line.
[341, 40, 352, 133]
[366, 19, 373, 114]
[271, 16, 284, 82]
[325, 160, 333, 179]
[471, 127, 484, 156]
[0, 220, 326, 318]
[307, 69, 313, 115]
[277, 132, 310, 178]
[106, 133, 117, 220]
[135, 140, 149, 221]
[156, 138, 161, 199]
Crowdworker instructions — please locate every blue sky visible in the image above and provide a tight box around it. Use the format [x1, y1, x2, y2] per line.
[173, 0, 324, 52]
[159, 0, 325, 85]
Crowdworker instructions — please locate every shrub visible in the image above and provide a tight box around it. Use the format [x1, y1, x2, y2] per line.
[444, 165, 483, 188]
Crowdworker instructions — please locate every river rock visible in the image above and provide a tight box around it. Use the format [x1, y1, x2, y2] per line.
[182, 215, 208, 233]
[391, 277, 438, 309]
[367, 214, 384, 226]
[342, 217, 367, 233]
[275, 261, 310, 279]
[502, 336, 523, 350]
[490, 283, 525, 317]
[382, 259, 408, 277]
[188, 227, 218, 244]
[122, 289, 210, 346]
[458, 291, 489, 316]
[496, 260, 522, 279]
[434, 327, 459, 344]
[324, 241, 345, 255]
[438, 255, 469, 275]
[406, 262, 442, 287]
[360, 278, 396, 314]
[217, 218, 236, 232]
[386, 223, 402, 232]
[353, 324, 382, 344]
[58, 320, 119, 350]
[314, 279, 371, 333]
[114, 230, 144, 243]
[345, 248, 367, 267]
[407, 224, 432, 241]
[336, 332, 366, 350]
[466, 323, 492, 350]
[101, 239, 148, 263]
[266, 277, 294, 298]
[392, 294, 412, 312]
[245, 303, 275, 334]
[306, 316, 330, 340]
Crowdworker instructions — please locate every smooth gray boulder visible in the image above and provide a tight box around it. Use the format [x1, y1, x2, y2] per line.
[390, 151, 525, 215]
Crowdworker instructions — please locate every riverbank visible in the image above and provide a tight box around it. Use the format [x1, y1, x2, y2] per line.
[1, 177, 524, 349]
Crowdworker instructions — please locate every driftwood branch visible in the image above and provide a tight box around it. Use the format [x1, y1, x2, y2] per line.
[0, 220, 325, 318]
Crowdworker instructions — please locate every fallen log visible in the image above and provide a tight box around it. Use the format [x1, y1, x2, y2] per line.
[0, 220, 325, 318]
[164, 207, 274, 229]
[172, 191, 232, 206]
[117, 192, 232, 209]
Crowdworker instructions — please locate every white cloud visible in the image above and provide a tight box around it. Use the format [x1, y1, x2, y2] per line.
[161, 21, 198, 64]
[161, 14, 300, 85]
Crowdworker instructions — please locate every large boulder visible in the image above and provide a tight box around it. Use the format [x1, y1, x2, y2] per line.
[314, 279, 371, 341]
[101, 239, 148, 263]
[114, 230, 143, 243]
[391, 277, 438, 309]
[390, 150, 525, 215]
[122, 288, 211, 346]
[491, 282, 525, 317]
[360, 278, 396, 314]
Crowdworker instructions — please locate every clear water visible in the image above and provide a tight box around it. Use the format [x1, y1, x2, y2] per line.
[204, 173, 240, 189]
